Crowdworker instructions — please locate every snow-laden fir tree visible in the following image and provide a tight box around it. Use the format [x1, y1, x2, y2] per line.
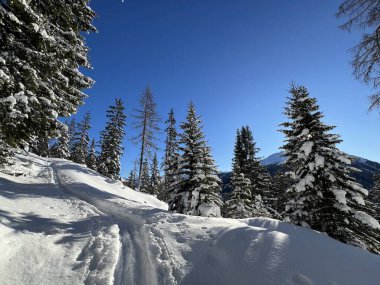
[98, 98, 127, 180]
[127, 170, 135, 189]
[140, 159, 150, 194]
[86, 139, 97, 171]
[280, 84, 380, 253]
[239, 126, 271, 198]
[224, 129, 270, 218]
[0, 0, 95, 153]
[162, 108, 180, 202]
[0, 132, 12, 166]
[132, 87, 161, 191]
[169, 103, 222, 217]
[68, 118, 77, 154]
[269, 170, 293, 217]
[50, 124, 70, 159]
[369, 173, 380, 220]
[149, 153, 161, 196]
[71, 113, 91, 165]
[30, 132, 49, 157]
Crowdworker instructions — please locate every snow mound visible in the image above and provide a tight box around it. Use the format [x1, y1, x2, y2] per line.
[1, 153, 380, 285]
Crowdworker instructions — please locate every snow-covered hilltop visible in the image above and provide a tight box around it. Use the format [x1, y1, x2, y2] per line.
[1, 153, 380, 285]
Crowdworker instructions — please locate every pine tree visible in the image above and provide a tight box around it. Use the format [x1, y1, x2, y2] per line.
[86, 139, 97, 171]
[240, 126, 271, 198]
[169, 103, 222, 217]
[0, 132, 12, 166]
[140, 159, 150, 193]
[269, 171, 293, 217]
[369, 173, 380, 220]
[149, 153, 161, 196]
[127, 170, 135, 189]
[98, 98, 127, 180]
[162, 109, 179, 202]
[0, 1, 95, 151]
[132, 87, 161, 191]
[68, 118, 77, 154]
[51, 124, 70, 159]
[224, 130, 270, 218]
[280, 84, 380, 253]
[71, 112, 91, 164]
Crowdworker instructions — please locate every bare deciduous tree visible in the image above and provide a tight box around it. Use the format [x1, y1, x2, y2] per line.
[337, 0, 380, 110]
[132, 87, 161, 191]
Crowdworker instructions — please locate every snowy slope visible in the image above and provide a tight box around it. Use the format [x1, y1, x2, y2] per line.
[1, 153, 380, 285]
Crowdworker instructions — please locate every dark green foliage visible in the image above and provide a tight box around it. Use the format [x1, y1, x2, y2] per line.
[86, 139, 97, 171]
[71, 112, 91, 164]
[162, 109, 179, 202]
[0, 0, 95, 151]
[140, 159, 150, 194]
[281, 84, 380, 254]
[98, 98, 127, 180]
[169, 103, 222, 217]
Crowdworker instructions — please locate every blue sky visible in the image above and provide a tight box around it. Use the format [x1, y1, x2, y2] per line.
[77, 0, 380, 176]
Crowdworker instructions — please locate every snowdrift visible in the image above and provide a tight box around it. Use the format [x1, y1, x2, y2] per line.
[0, 153, 379, 285]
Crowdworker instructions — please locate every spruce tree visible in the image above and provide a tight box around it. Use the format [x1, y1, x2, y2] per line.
[127, 170, 135, 189]
[169, 103, 222, 217]
[50, 124, 70, 159]
[71, 112, 91, 164]
[140, 159, 150, 193]
[162, 109, 179, 202]
[281, 84, 380, 253]
[224, 129, 270, 218]
[86, 139, 98, 171]
[0, 0, 95, 151]
[98, 98, 127, 180]
[369, 173, 380, 220]
[269, 171, 293, 217]
[149, 153, 161, 196]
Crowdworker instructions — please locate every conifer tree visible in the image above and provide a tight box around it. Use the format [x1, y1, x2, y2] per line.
[280, 84, 380, 253]
[127, 170, 135, 189]
[269, 171, 293, 216]
[169, 103, 222, 217]
[224, 129, 270, 218]
[132, 87, 161, 191]
[149, 153, 161, 195]
[68, 118, 77, 154]
[98, 98, 127, 180]
[50, 124, 70, 159]
[0, 132, 12, 166]
[0, 0, 96, 151]
[71, 112, 91, 164]
[86, 139, 97, 171]
[369, 173, 380, 220]
[162, 109, 179, 201]
[140, 159, 150, 193]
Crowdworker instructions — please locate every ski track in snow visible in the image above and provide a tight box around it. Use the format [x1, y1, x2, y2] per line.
[2, 154, 380, 285]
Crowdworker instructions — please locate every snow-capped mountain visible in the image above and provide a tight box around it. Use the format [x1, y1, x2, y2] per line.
[1, 153, 380, 284]
[262, 152, 380, 189]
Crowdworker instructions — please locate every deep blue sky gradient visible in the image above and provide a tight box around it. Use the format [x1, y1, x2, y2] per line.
[76, 0, 380, 176]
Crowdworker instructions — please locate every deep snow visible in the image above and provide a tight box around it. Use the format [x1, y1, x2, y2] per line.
[1, 153, 380, 285]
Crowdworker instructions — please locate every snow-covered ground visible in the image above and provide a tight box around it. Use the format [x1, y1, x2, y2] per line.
[1, 153, 380, 285]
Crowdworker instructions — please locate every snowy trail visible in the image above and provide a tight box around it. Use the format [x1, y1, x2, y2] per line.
[52, 160, 163, 285]
[2, 154, 380, 285]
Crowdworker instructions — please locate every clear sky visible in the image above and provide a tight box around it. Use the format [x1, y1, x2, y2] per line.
[76, 0, 380, 177]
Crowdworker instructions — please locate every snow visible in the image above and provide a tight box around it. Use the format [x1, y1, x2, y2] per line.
[1, 153, 380, 285]
[299, 141, 314, 158]
[354, 211, 380, 230]
[332, 189, 347, 205]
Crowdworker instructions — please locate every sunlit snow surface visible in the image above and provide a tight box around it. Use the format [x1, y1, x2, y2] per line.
[1, 153, 380, 285]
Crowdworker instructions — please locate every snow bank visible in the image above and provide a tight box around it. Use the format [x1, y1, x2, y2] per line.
[1, 154, 380, 285]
